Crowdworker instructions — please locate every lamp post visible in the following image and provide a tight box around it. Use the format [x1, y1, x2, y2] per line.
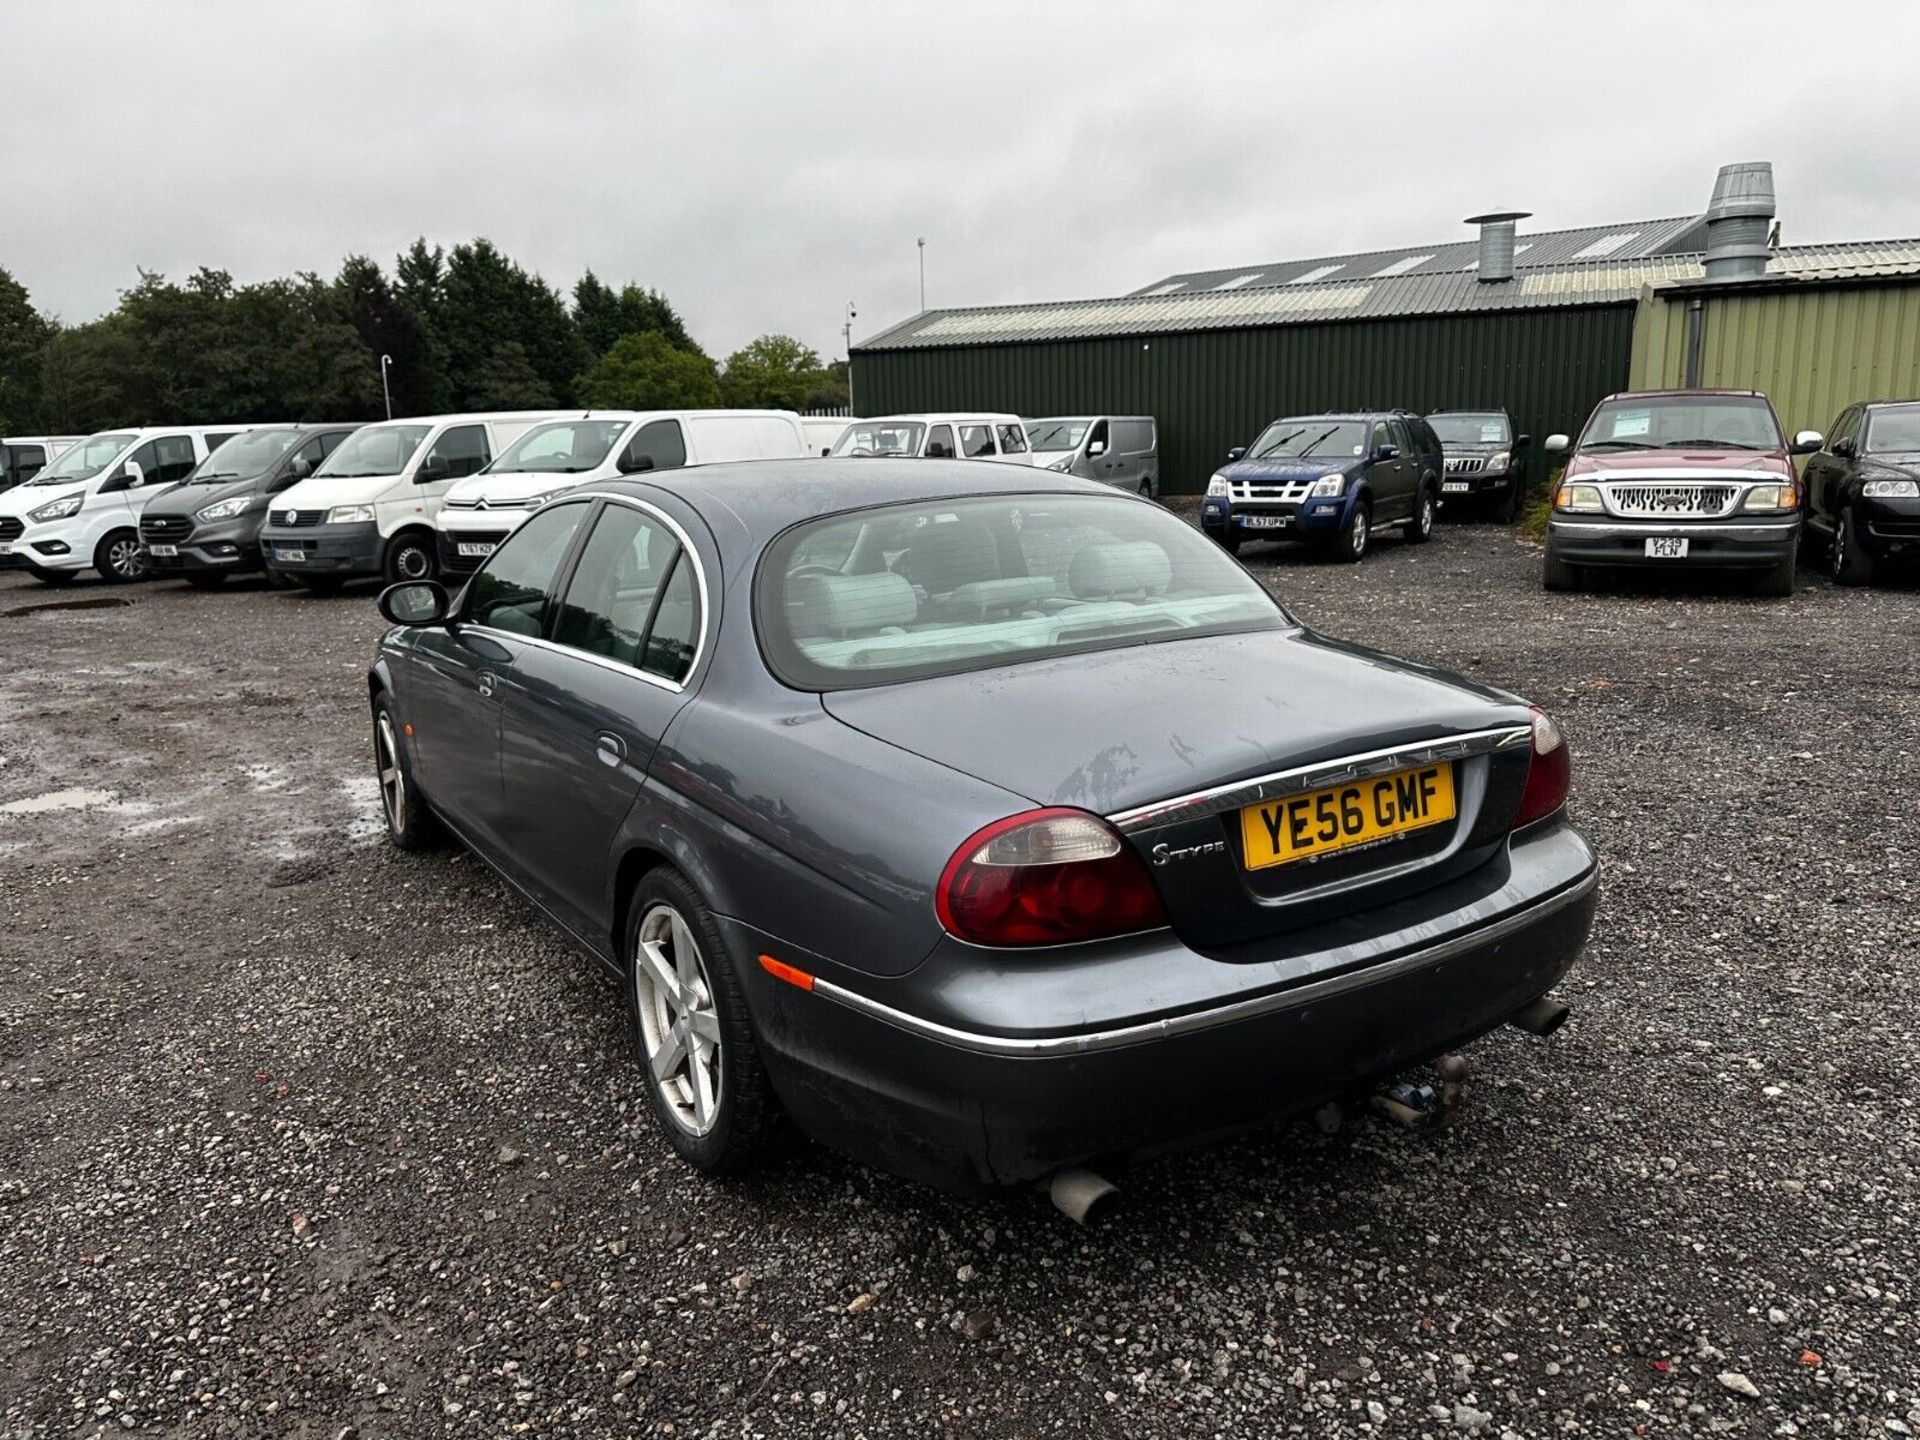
[842, 303, 858, 414]
[379, 354, 393, 419]
[917, 237, 926, 311]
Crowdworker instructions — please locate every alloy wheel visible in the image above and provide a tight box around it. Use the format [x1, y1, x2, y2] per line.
[633, 904, 724, 1136]
[109, 537, 147, 580]
[376, 713, 405, 833]
[1831, 516, 1847, 580]
[1350, 508, 1370, 559]
[1418, 494, 1434, 538]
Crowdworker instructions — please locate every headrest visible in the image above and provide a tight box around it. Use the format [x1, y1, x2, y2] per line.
[788, 571, 918, 636]
[1067, 541, 1171, 599]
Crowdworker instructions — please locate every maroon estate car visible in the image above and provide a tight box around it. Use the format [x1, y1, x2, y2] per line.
[1542, 389, 1822, 595]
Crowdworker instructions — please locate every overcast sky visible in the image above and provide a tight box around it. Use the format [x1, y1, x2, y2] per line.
[6, 0, 1919, 362]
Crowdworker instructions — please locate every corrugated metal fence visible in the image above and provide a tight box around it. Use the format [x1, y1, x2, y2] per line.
[853, 305, 1637, 494]
[1630, 280, 1920, 439]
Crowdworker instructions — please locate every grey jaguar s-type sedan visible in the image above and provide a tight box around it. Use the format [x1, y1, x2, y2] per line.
[367, 461, 1597, 1192]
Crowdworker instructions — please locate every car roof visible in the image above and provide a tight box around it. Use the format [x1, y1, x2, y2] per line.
[854, 412, 1025, 425]
[609, 458, 1123, 544]
[1427, 408, 1511, 416]
[1598, 388, 1766, 401]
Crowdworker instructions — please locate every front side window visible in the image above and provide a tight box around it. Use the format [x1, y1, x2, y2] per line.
[187, 428, 301, 484]
[1580, 396, 1784, 452]
[318, 424, 430, 479]
[1864, 404, 1920, 454]
[150, 436, 198, 484]
[925, 424, 956, 458]
[959, 424, 996, 458]
[626, 419, 687, 473]
[494, 419, 631, 474]
[462, 502, 586, 635]
[29, 432, 136, 485]
[5, 443, 47, 480]
[833, 421, 925, 458]
[1086, 419, 1111, 453]
[758, 493, 1287, 690]
[425, 424, 490, 480]
[552, 504, 687, 673]
[271, 436, 330, 492]
[1248, 419, 1368, 459]
[997, 423, 1028, 455]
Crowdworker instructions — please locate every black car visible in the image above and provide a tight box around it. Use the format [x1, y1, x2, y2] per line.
[368, 460, 1596, 1201]
[1801, 400, 1920, 586]
[139, 424, 360, 585]
[1199, 410, 1445, 561]
[1428, 410, 1531, 521]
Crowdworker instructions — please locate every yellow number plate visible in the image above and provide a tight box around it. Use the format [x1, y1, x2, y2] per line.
[1240, 764, 1456, 871]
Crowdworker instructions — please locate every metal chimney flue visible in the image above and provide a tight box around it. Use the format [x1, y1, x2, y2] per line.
[1465, 210, 1531, 283]
[1703, 162, 1776, 281]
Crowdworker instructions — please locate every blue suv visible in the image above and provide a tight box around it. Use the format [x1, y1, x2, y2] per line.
[1201, 411, 1444, 562]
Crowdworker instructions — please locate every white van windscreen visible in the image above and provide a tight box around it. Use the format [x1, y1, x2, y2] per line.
[318, 424, 432, 478]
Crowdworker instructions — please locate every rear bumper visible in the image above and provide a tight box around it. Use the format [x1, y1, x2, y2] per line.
[258, 520, 382, 577]
[1546, 514, 1798, 569]
[736, 821, 1598, 1189]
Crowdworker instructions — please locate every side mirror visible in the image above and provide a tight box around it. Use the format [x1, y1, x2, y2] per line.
[1515, 434, 1532, 449]
[1832, 436, 1856, 459]
[101, 460, 145, 493]
[617, 449, 656, 475]
[290, 456, 312, 479]
[1226, 446, 1246, 462]
[417, 456, 449, 484]
[378, 580, 450, 627]
[1373, 444, 1399, 462]
[1544, 434, 1570, 454]
[1790, 429, 1824, 456]
[1087, 438, 1107, 458]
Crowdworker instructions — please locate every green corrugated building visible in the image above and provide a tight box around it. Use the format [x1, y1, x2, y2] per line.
[851, 165, 1920, 492]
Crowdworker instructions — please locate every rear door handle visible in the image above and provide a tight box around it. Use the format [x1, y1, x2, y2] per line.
[596, 732, 627, 767]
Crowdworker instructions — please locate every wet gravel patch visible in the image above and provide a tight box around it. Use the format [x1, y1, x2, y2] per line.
[1, 533, 1916, 1438]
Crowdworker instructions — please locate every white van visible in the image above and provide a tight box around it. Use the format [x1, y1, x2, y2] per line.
[830, 413, 1032, 465]
[434, 409, 809, 576]
[1026, 416, 1160, 495]
[2, 436, 85, 493]
[258, 411, 567, 590]
[800, 416, 849, 456]
[0, 425, 258, 583]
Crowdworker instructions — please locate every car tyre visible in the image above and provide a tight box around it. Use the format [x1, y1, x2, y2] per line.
[384, 532, 436, 584]
[371, 694, 444, 852]
[1830, 506, 1876, 587]
[1501, 477, 1527, 524]
[184, 572, 226, 590]
[93, 528, 147, 584]
[624, 868, 779, 1173]
[1752, 550, 1796, 598]
[1542, 544, 1582, 592]
[1405, 485, 1436, 545]
[1330, 500, 1371, 563]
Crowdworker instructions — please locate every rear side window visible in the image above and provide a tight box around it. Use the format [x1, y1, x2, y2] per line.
[463, 502, 586, 635]
[8, 443, 47, 479]
[996, 424, 1027, 455]
[151, 435, 198, 484]
[925, 424, 956, 458]
[626, 419, 687, 473]
[1114, 420, 1154, 454]
[959, 424, 996, 458]
[426, 424, 491, 479]
[551, 503, 702, 682]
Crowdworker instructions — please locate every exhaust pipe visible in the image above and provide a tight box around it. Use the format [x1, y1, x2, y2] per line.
[1048, 1166, 1119, 1225]
[1510, 996, 1570, 1038]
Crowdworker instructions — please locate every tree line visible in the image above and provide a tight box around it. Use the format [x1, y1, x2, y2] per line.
[0, 239, 849, 435]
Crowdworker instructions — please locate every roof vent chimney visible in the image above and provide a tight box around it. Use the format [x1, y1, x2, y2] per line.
[1464, 211, 1531, 283]
[1703, 161, 1776, 281]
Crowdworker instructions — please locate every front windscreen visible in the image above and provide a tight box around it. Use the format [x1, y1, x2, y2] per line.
[1247, 419, 1369, 459]
[491, 419, 632, 473]
[1026, 420, 1090, 452]
[1865, 404, 1920, 453]
[832, 421, 925, 458]
[757, 492, 1288, 689]
[186, 428, 301, 483]
[1580, 395, 1784, 451]
[28, 432, 135, 484]
[316, 424, 431, 478]
[1428, 413, 1510, 446]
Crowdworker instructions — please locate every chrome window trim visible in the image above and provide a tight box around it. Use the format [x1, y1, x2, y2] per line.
[810, 866, 1598, 1058]
[461, 491, 712, 694]
[1105, 724, 1532, 835]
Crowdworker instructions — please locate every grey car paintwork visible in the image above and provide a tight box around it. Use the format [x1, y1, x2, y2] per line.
[370, 459, 1595, 1187]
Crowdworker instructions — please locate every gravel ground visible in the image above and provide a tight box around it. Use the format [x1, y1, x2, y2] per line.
[1, 523, 1916, 1440]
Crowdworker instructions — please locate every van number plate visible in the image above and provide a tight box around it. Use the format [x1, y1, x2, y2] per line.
[1442, 481, 1471, 494]
[457, 542, 497, 557]
[273, 548, 307, 563]
[1239, 514, 1290, 530]
[147, 544, 178, 558]
[1644, 537, 1689, 558]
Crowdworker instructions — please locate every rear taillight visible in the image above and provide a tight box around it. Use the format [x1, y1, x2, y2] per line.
[1514, 707, 1571, 827]
[935, 807, 1168, 947]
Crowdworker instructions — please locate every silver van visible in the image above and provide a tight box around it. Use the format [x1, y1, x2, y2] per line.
[1026, 416, 1159, 496]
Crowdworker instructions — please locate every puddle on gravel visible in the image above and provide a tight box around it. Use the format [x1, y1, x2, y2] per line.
[2, 596, 136, 617]
[0, 788, 118, 816]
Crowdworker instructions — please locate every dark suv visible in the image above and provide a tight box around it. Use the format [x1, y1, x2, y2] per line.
[1200, 410, 1443, 562]
[1542, 389, 1820, 596]
[139, 423, 360, 586]
[1801, 400, 1920, 586]
[1428, 409, 1531, 521]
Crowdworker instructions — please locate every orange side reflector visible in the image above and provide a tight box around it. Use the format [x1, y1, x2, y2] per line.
[758, 954, 815, 991]
[404, 723, 415, 737]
